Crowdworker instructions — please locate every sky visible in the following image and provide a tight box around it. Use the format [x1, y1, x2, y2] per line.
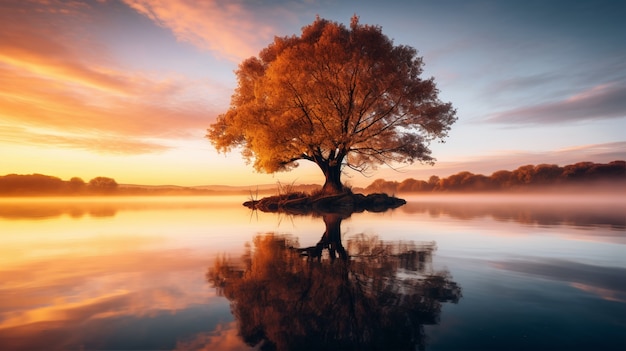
[1, 0, 625, 187]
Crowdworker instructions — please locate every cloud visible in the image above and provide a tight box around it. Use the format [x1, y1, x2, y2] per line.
[0, 126, 171, 155]
[0, 41, 215, 136]
[463, 141, 626, 173]
[121, 0, 292, 61]
[368, 141, 626, 183]
[0, 0, 225, 155]
[485, 81, 626, 124]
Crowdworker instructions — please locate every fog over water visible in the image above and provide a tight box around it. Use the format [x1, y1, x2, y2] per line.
[0, 194, 624, 350]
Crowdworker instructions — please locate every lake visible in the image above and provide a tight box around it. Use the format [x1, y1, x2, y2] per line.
[0, 194, 624, 350]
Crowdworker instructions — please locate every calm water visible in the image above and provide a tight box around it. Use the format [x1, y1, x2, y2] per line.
[0, 195, 624, 351]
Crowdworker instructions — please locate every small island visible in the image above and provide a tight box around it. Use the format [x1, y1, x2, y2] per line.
[243, 190, 407, 215]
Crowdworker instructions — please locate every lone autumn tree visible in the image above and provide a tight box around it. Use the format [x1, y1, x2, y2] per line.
[208, 16, 457, 194]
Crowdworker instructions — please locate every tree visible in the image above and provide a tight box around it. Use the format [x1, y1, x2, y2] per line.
[67, 177, 86, 193]
[398, 178, 431, 193]
[208, 16, 457, 194]
[87, 177, 118, 193]
[490, 170, 512, 190]
[207, 215, 461, 351]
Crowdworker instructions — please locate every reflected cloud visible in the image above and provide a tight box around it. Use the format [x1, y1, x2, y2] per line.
[175, 321, 255, 351]
[492, 259, 626, 303]
[0, 245, 213, 351]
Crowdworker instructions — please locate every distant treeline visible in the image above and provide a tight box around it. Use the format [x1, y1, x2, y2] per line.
[0, 174, 121, 196]
[0, 173, 320, 196]
[363, 160, 625, 194]
[1, 160, 624, 196]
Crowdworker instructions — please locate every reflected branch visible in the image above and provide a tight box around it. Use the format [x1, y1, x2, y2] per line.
[207, 215, 461, 351]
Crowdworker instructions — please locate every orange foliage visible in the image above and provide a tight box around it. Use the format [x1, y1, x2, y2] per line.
[364, 160, 626, 194]
[208, 16, 456, 194]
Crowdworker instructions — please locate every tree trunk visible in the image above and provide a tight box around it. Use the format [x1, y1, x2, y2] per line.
[321, 162, 344, 195]
[320, 213, 347, 262]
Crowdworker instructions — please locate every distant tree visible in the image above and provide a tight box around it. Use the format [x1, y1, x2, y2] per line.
[427, 175, 441, 190]
[67, 177, 86, 193]
[490, 170, 513, 189]
[439, 171, 475, 191]
[88, 177, 118, 193]
[0, 174, 64, 195]
[530, 164, 563, 185]
[464, 173, 493, 191]
[208, 16, 457, 194]
[365, 178, 399, 194]
[363, 160, 625, 193]
[584, 161, 625, 180]
[398, 178, 431, 192]
[560, 162, 595, 182]
[511, 165, 535, 185]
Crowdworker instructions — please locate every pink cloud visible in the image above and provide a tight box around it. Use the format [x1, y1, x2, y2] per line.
[485, 81, 626, 124]
[0, 0, 227, 154]
[122, 0, 284, 61]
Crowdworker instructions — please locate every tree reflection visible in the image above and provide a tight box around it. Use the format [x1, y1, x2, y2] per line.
[207, 214, 462, 351]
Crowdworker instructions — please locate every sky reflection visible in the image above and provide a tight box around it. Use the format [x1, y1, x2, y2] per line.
[0, 196, 624, 350]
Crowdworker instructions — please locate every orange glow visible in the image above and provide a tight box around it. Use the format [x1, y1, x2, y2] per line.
[0, 195, 326, 345]
[1, 0, 623, 188]
[0, 197, 254, 334]
[174, 322, 251, 351]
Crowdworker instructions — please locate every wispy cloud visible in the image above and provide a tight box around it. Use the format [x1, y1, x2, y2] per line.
[441, 141, 626, 174]
[368, 141, 626, 182]
[484, 81, 626, 124]
[0, 0, 223, 154]
[0, 126, 171, 155]
[121, 0, 296, 61]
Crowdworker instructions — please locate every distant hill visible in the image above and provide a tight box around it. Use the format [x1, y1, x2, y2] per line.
[0, 160, 623, 196]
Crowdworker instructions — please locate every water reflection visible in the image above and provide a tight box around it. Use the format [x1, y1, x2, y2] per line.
[207, 213, 462, 351]
[402, 196, 626, 230]
[0, 196, 238, 220]
[1, 196, 623, 350]
[4, 196, 623, 231]
[492, 259, 626, 303]
[0, 200, 118, 219]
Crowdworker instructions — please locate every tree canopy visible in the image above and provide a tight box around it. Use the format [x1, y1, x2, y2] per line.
[207, 229, 461, 350]
[208, 16, 457, 194]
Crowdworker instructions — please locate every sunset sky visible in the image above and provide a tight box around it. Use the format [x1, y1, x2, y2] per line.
[1, 0, 625, 187]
